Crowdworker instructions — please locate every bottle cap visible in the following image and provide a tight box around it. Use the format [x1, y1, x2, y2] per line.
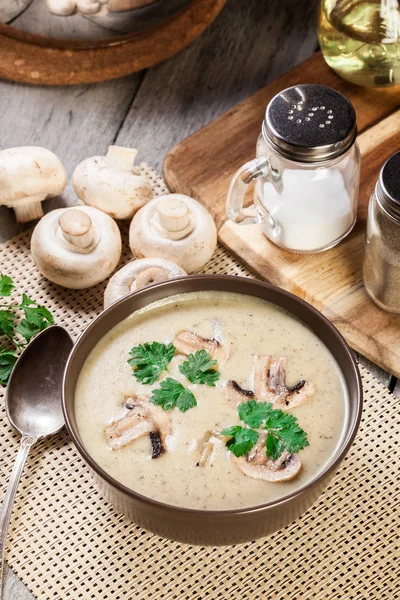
[376, 151, 400, 219]
[263, 84, 357, 163]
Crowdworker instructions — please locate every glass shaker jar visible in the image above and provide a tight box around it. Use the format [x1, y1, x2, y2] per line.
[363, 152, 400, 314]
[226, 84, 361, 254]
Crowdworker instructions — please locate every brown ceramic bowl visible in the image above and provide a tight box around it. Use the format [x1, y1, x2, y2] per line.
[62, 275, 362, 546]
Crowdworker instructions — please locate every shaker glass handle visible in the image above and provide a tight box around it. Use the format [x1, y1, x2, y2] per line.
[226, 155, 270, 225]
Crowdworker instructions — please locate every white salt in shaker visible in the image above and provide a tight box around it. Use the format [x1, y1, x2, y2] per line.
[363, 152, 400, 314]
[226, 84, 360, 253]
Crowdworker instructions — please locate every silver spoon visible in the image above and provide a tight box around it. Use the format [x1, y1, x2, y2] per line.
[0, 325, 73, 599]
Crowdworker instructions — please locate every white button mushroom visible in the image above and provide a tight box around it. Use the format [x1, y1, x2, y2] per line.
[76, 0, 101, 14]
[0, 147, 67, 223]
[46, 0, 76, 15]
[72, 145, 153, 220]
[31, 206, 122, 289]
[129, 194, 217, 273]
[104, 258, 187, 308]
[46, 0, 104, 14]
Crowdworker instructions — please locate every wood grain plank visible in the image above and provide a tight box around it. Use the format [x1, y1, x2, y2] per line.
[392, 379, 400, 398]
[358, 110, 400, 221]
[3, 567, 34, 600]
[115, 0, 321, 172]
[0, 75, 141, 243]
[356, 354, 392, 389]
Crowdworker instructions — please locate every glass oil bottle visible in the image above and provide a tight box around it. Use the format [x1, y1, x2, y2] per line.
[318, 0, 400, 87]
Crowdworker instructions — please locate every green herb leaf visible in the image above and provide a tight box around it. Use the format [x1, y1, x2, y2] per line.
[19, 293, 36, 307]
[19, 295, 54, 330]
[128, 342, 176, 385]
[221, 425, 259, 457]
[16, 319, 40, 343]
[179, 349, 220, 386]
[226, 400, 309, 460]
[150, 378, 197, 413]
[263, 408, 309, 454]
[238, 400, 271, 428]
[0, 349, 17, 386]
[265, 434, 285, 461]
[15, 295, 54, 343]
[0, 281, 54, 386]
[0, 310, 16, 338]
[0, 275, 14, 297]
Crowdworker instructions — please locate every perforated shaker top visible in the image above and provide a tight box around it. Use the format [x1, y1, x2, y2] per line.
[263, 84, 357, 163]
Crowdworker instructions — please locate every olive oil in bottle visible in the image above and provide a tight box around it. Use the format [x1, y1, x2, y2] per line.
[318, 0, 400, 87]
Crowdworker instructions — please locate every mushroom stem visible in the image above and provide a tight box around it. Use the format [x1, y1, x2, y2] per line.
[105, 146, 138, 172]
[12, 196, 45, 223]
[151, 198, 194, 240]
[58, 209, 98, 250]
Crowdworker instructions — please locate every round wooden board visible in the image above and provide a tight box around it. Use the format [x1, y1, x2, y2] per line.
[0, 0, 225, 85]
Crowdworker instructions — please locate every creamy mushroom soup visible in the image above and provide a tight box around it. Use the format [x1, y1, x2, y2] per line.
[75, 291, 347, 510]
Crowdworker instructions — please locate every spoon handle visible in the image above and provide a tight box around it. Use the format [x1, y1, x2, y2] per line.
[0, 435, 37, 599]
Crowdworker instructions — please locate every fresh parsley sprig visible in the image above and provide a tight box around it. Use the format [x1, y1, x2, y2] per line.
[150, 378, 197, 413]
[221, 426, 259, 457]
[0, 275, 14, 297]
[128, 342, 220, 413]
[128, 342, 176, 384]
[179, 349, 220, 387]
[0, 275, 55, 386]
[17, 293, 54, 342]
[0, 350, 17, 387]
[222, 399, 309, 459]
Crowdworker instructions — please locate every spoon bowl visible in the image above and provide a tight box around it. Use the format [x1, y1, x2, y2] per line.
[6, 326, 72, 438]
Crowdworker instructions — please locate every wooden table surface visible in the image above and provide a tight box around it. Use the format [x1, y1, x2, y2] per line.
[0, 1, 397, 598]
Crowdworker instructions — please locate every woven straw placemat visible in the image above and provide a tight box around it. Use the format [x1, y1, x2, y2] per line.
[0, 167, 399, 600]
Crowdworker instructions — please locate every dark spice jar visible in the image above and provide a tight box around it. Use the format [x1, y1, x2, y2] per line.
[363, 151, 400, 313]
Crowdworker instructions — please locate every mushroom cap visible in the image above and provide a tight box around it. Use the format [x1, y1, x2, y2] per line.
[46, 0, 76, 15]
[72, 151, 153, 220]
[31, 206, 122, 289]
[129, 194, 217, 273]
[0, 146, 67, 207]
[233, 452, 302, 482]
[104, 258, 187, 308]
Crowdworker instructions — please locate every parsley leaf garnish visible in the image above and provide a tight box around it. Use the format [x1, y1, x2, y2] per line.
[16, 294, 54, 342]
[223, 400, 309, 460]
[265, 434, 286, 461]
[15, 320, 40, 343]
[128, 342, 176, 384]
[0, 310, 16, 338]
[15, 294, 54, 343]
[150, 378, 197, 412]
[238, 400, 271, 428]
[221, 426, 259, 457]
[179, 349, 220, 386]
[0, 275, 14, 297]
[0, 280, 55, 385]
[0, 349, 17, 386]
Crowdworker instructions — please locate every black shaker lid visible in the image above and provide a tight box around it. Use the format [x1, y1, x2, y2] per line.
[380, 151, 400, 204]
[263, 84, 357, 162]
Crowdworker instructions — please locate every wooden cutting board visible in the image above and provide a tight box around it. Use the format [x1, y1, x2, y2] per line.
[163, 52, 400, 377]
